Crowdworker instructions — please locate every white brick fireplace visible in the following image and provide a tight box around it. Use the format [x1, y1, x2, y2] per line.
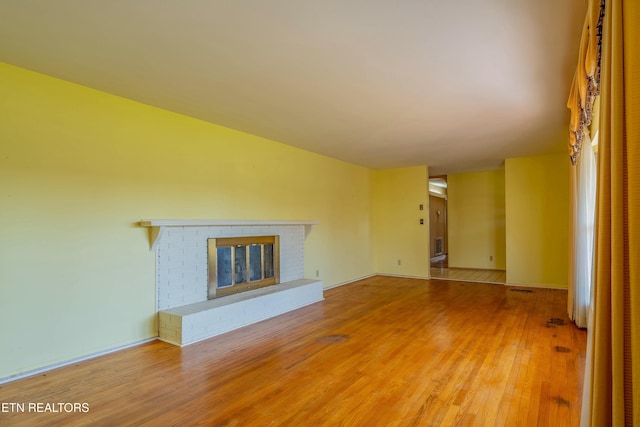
[140, 220, 324, 346]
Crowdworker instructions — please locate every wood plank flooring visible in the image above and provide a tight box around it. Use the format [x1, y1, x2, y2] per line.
[0, 276, 586, 426]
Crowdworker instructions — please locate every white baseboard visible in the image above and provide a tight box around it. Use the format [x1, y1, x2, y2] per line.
[0, 337, 158, 385]
[505, 282, 568, 290]
[324, 273, 430, 290]
[376, 273, 430, 280]
[430, 276, 504, 285]
[324, 274, 375, 290]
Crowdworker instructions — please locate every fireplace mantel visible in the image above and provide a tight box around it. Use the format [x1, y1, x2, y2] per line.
[139, 219, 318, 251]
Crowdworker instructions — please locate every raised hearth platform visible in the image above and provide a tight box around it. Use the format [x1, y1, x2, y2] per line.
[159, 279, 323, 346]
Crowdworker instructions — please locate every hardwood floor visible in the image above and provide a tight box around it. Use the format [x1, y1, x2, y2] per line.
[0, 276, 586, 426]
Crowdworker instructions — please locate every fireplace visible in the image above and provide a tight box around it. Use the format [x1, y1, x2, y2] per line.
[139, 219, 324, 346]
[208, 236, 280, 299]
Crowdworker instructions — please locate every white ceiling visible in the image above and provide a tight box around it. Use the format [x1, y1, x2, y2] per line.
[0, 1, 584, 175]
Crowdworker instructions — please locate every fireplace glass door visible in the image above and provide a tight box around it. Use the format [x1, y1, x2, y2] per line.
[208, 236, 279, 299]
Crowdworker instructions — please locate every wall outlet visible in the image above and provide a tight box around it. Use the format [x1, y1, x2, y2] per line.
[489, 255, 493, 261]
[397, 259, 402, 266]
[316, 269, 320, 277]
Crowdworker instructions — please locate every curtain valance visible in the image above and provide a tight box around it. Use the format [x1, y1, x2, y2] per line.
[567, 0, 605, 164]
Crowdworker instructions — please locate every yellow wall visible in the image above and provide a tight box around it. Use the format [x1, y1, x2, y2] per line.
[0, 60, 571, 380]
[505, 153, 570, 288]
[371, 167, 429, 278]
[0, 62, 374, 379]
[448, 169, 506, 270]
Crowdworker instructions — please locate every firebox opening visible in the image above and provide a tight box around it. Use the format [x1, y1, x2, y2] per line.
[207, 236, 280, 299]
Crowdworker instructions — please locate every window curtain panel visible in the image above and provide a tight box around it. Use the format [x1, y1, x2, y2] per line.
[580, 0, 640, 425]
[567, 0, 604, 328]
[569, 130, 596, 329]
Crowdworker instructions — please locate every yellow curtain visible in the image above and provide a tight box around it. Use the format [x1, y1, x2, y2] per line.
[567, 0, 603, 165]
[581, 0, 640, 425]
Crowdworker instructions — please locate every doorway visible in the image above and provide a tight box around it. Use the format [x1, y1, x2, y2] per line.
[428, 174, 506, 284]
[428, 176, 448, 268]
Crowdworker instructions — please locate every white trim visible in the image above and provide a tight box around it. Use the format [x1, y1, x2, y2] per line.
[139, 219, 318, 227]
[430, 276, 504, 285]
[325, 273, 431, 290]
[324, 274, 375, 290]
[505, 282, 568, 291]
[376, 273, 430, 280]
[0, 338, 158, 385]
[139, 219, 318, 251]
